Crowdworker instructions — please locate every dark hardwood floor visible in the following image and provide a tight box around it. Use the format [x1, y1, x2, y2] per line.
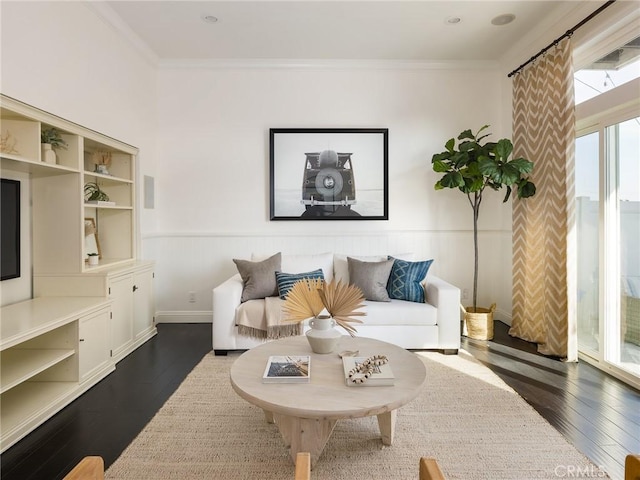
[2, 322, 638, 480]
[462, 322, 640, 480]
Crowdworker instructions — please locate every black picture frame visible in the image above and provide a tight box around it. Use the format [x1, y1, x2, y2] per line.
[270, 128, 388, 220]
[1, 178, 21, 281]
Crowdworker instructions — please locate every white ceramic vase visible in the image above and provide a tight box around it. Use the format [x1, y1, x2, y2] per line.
[306, 315, 341, 354]
[95, 165, 109, 175]
[41, 143, 57, 164]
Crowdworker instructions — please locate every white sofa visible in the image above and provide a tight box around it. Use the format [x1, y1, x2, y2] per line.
[212, 253, 461, 355]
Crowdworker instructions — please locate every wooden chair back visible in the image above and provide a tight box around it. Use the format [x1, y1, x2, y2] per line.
[61, 452, 450, 479]
[420, 457, 446, 480]
[626, 454, 640, 480]
[63, 456, 104, 480]
[295, 452, 311, 480]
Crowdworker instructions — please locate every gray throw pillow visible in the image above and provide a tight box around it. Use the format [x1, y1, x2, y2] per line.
[347, 257, 394, 302]
[233, 252, 282, 302]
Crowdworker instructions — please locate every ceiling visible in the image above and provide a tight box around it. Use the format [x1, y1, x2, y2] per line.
[104, 1, 581, 62]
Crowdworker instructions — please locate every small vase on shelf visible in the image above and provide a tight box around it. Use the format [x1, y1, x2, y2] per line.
[95, 165, 109, 175]
[88, 254, 99, 266]
[41, 143, 57, 164]
[306, 315, 342, 354]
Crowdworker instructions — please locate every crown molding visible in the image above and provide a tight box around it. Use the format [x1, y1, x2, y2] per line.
[83, 1, 159, 66]
[157, 58, 499, 71]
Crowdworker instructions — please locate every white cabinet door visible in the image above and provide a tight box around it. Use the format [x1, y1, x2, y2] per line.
[133, 267, 154, 340]
[79, 307, 111, 381]
[110, 274, 133, 360]
[33, 262, 155, 363]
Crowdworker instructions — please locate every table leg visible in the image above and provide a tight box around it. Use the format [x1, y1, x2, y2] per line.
[273, 414, 337, 469]
[263, 409, 274, 424]
[273, 413, 293, 447]
[377, 410, 397, 445]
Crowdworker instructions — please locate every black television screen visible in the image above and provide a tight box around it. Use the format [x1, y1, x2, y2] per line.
[1, 178, 20, 281]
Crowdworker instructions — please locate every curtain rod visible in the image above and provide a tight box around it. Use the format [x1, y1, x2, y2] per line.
[507, 0, 617, 78]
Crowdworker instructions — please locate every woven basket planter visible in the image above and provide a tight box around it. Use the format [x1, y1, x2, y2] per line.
[461, 303, 496, 340]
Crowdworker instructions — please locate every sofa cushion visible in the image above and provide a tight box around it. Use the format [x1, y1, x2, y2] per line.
[253, 252, 334, 283]
[387, 257, 434, 303]
[363, 299, 437, 326]
[334, 253, 414, 284]
[233, 252, 281, 302]
[348, 257, 394, 302]
[275, 269, 325, 299]
[334, 254, 385, 284]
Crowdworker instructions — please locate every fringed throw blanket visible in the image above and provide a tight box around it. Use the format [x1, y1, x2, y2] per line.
[236, 297, 302, 339]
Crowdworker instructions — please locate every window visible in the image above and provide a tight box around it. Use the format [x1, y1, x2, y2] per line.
[575, 132, 599, 355]
[574, 35, 640, 105]
[575, 33, 640, 388]
[614, 118, 640, 376]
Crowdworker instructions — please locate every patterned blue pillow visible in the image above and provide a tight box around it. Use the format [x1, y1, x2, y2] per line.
[275, 269, 325, 299]
[386, 257, 433, 303]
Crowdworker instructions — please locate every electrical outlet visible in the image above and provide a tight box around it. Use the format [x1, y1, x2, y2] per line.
[188, 291, 196, 303]
[462, 288, 469, 300]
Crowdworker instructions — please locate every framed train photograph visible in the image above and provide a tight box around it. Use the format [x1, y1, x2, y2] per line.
[269, 128, 388, 220]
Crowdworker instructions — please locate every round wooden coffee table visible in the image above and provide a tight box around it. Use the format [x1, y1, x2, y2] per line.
[230, 335, 427, 468]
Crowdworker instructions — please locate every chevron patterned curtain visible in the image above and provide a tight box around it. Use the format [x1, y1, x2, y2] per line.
[509, 37, 577, 361]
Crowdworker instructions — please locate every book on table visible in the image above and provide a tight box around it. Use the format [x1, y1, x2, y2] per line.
[342, 356, 395, 387]
[262, 355, 311, 383]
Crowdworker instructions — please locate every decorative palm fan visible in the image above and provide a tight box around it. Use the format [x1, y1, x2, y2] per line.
[283, 278, 366, 336]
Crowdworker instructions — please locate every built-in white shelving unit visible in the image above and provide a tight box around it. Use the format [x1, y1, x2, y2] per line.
[0, 297, 112, 450]
[0, 95, 156, 452]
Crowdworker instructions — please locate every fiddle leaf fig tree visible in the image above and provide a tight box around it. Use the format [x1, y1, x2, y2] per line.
[431, 125, 536, 310]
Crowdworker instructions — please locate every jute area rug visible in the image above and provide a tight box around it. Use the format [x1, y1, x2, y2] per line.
[105, 350, 606, 479]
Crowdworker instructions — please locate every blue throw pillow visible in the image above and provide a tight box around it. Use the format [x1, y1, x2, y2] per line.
[275, 269, 325, 299]
[386, 257, 433, 303]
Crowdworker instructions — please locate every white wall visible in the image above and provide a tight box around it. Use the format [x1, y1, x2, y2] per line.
[1, 2, 536, 321]
[0, 1, 158, 304]
[152, 64, 514, 322]
[1, 2, 157, 152]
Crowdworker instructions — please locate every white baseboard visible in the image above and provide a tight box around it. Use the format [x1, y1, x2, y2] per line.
[496, 308, 512, 326]
[155, 311, 212, 324]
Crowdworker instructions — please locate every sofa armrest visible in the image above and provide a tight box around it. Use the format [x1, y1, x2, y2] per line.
[424, 275, 461, 350]
[212, 274, 244, 350]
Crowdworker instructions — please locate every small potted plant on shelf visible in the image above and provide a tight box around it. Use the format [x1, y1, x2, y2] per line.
[40, 128, 68, 165]
[430, 125, 536, 340]
[87, 252, 99, 266]
[84, 182, 111, 204]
